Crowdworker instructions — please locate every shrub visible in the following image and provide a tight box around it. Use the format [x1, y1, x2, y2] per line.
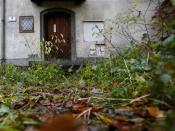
[149, 36, 175, 105]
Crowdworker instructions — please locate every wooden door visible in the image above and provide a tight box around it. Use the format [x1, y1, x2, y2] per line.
[45, 13, 71, 60]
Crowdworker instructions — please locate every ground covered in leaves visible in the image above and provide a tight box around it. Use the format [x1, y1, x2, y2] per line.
[0, 85, 172, 131]
[0, 36, 175, 130]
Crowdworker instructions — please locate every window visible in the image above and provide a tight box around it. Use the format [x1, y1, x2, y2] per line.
[83, 21, 104, 42]
[19, 16, 34, 33]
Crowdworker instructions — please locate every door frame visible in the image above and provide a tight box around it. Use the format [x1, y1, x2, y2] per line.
[40, 8, 76, 61]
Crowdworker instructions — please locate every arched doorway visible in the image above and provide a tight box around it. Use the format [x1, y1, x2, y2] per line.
[40, 8, 76, 61]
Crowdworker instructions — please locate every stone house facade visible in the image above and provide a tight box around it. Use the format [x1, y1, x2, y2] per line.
[0, 0, 154, 66]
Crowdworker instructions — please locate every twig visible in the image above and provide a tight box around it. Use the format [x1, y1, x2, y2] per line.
[76, 107, 92, 121]
[79, 97, 132, 102]
[123, 58, 132, 84]
[143, 0, 152, 45]
[146, 51, 150, 64]
[149, 98, 172, 108]
[87, 97, 91, 103]
[129, 94, 150, 104]
[78, 94, 150, 104]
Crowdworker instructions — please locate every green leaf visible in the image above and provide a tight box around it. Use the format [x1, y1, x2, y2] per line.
[22, 118, 38, 125]
[162, 35, 175, 48]
[0, 126, 19, 131]
[160, 74, 172, 83]
[0, 105, 10, 115]
[142, 64, 151, 71]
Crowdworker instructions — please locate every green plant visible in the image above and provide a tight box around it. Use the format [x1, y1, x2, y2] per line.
[30, 62, 64, 83]
[2, 65, 27, 84]
[0, 62, 65, 85]
[149, 35, 175, 105]
[41, 34, 66, 59]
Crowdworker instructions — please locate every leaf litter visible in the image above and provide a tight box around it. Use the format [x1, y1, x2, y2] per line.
[0, 85, 169, 131]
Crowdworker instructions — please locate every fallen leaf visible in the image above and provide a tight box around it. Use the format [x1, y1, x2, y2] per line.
[95, 113, 113, 124]
[39, 114, 87, 131]
[147, 106, 165, 118]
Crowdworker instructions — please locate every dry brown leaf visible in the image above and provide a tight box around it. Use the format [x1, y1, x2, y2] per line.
[39, 114, 87, 131]
[147, 106, 165, 118]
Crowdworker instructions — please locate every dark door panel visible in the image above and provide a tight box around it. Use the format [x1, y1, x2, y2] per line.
[45, 13, 71, 60]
